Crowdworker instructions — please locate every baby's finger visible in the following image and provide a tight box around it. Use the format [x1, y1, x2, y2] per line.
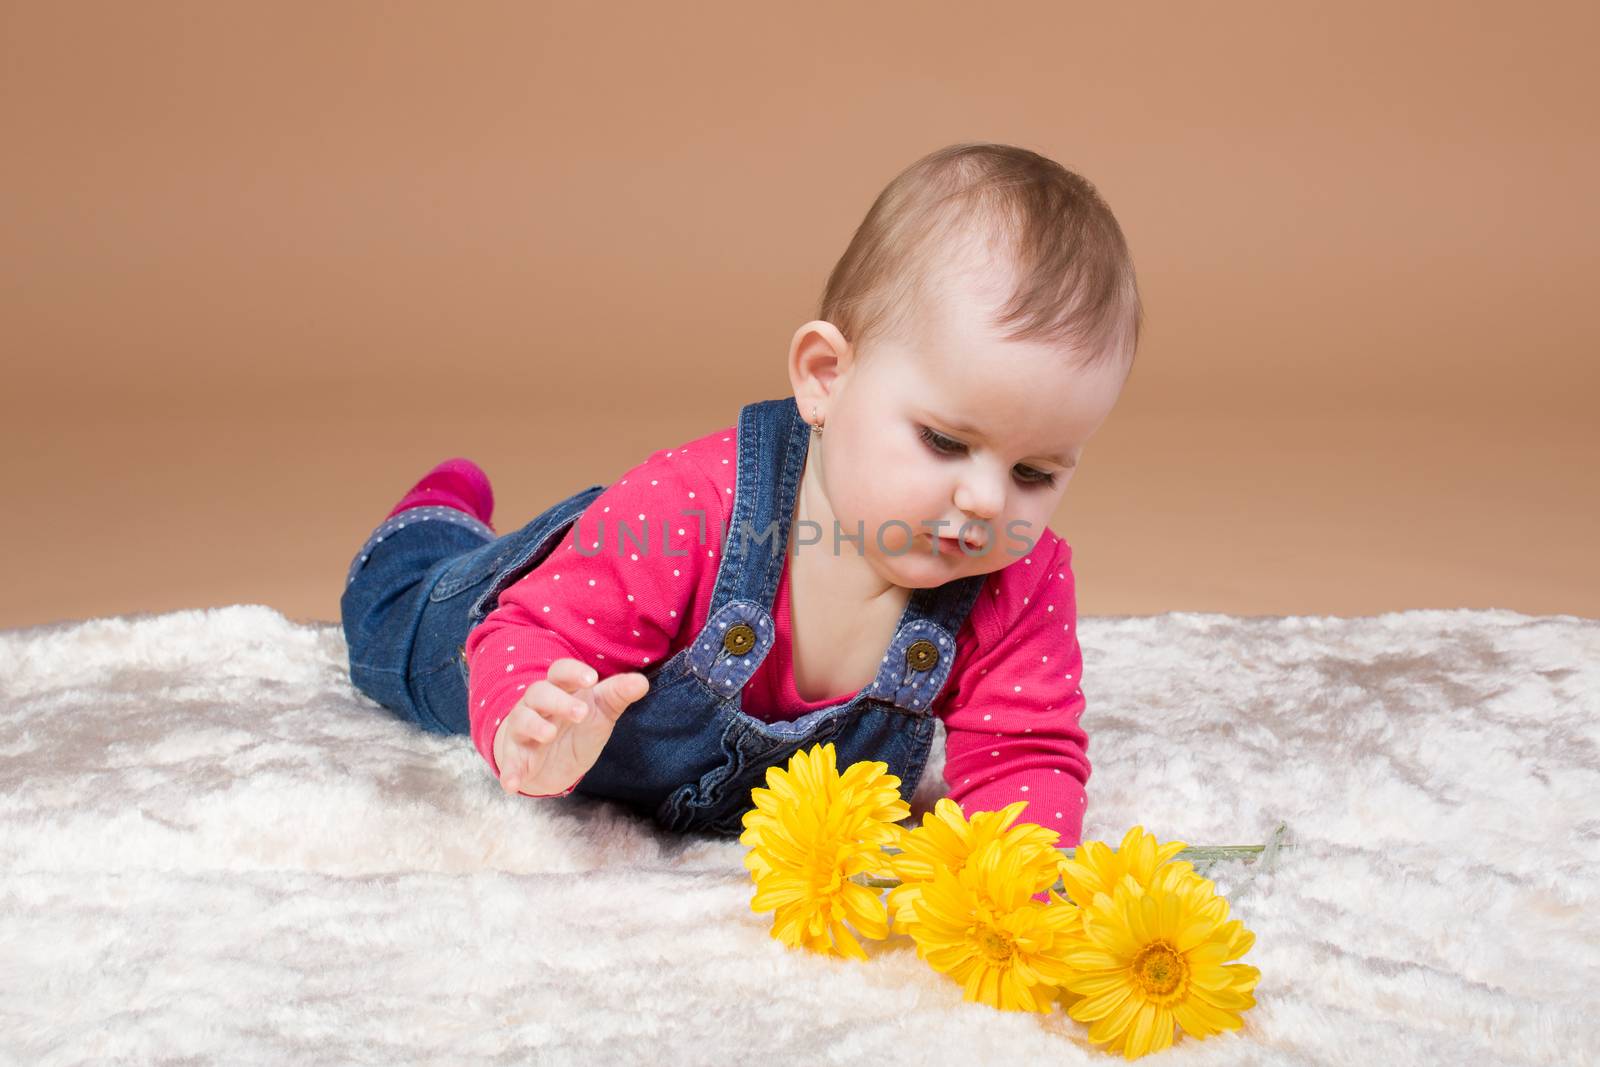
[545, 657, 600, 696]
[512, 705, 561, 745]
[498, 743, 530, 794]
[590, 672, 650, 722]
[528, 679, 589, 724]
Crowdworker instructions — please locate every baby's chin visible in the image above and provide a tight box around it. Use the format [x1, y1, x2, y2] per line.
[865, 534, 1005, 588]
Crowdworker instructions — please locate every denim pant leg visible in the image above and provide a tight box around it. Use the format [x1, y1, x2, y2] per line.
[340, 506, 496, 734]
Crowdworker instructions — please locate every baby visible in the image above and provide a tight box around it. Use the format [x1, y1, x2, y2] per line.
[340, 141, 1141, 849]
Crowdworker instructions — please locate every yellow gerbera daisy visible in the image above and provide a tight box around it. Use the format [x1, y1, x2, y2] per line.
[1056, 824, 1198, 907]
[1060, 869, 1261, 1058]
[885, 797, 1063, 931]
[905, 836, 1084, 1012]
[738, 742, 910, 960]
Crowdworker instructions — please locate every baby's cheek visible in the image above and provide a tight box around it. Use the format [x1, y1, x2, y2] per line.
[1011, 505, 1056, 557]
[858, 489, 924, 554]
[879, 519, 922, 556]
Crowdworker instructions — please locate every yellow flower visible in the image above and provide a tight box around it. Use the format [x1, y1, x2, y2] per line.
[904, 835, 1085, 1013]
[738, 742, 910, 960]
[1060, 866, 1261, 1059]
[1057, 824, 1197, 907]
[886, 797, 1063, 932]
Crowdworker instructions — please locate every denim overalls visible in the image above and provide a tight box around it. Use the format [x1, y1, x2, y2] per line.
[340, 396, 990, 837]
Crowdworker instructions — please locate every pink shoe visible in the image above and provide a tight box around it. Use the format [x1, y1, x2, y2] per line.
[384, 457, 496, 532]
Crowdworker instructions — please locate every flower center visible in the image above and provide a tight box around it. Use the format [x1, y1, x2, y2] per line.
[811, 865, 844, 898]
[974, 926, 1017, 964]
[1130, 941, 1187, 997]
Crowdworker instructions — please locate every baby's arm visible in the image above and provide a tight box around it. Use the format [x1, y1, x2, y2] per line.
[463, 446, 727, 792]
[938, 534, 1091, 847]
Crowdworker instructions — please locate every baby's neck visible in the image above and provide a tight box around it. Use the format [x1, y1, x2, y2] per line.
[788, 442, 907, 610]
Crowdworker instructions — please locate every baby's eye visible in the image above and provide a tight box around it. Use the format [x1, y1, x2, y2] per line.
[918, 425, 966, 455]
[918, 425, 1059, 489]
[1015, 466, 1057, 489]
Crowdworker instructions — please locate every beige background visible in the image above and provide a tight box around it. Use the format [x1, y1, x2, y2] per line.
[2, 2, 1595, 631]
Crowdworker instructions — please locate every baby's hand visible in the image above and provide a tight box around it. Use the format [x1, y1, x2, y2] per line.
[491, 657, 650, 798]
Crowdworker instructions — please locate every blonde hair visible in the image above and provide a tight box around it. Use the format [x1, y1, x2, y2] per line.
[817, 142, 1144, 376]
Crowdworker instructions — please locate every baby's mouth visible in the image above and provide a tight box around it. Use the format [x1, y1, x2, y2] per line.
[932, 534, 983, 555]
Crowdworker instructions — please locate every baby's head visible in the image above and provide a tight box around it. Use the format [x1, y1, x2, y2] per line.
[788, 142, 1143, 587]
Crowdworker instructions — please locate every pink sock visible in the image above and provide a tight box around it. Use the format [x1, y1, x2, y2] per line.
[385, 458, 496, 532]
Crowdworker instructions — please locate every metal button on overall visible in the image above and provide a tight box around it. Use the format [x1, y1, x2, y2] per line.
[906, 639, 939, 672]
[723, 623, 757, 656]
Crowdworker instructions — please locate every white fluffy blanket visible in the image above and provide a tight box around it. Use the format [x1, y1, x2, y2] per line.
[1, 605, 1594, 1064]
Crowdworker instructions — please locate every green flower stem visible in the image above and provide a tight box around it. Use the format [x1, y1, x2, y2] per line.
[854, 821, 1293, 891]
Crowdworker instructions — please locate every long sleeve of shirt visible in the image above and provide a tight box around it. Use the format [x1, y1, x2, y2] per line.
[462, 432, 733, 786]
[936, 532, 1092, 848]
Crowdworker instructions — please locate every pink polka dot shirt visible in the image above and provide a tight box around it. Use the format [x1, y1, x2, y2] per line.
[463, 423, 1092, 846]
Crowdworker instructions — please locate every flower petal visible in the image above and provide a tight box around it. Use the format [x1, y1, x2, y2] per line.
[1068, 983, 1132, 1024]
